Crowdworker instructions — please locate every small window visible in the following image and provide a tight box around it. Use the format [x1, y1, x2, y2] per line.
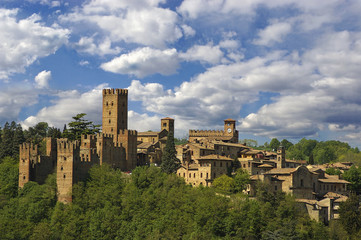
[106, 102, 108, 106]
[183, 173, 185, 177]
[109, 111, 111, 115]
[23, 176, 26, 180]
[193, 173, 196, 178]
[301, 179, 304, 187]
[109, 119, 111, 123]
[61, 166, 63, 171]
[189, 173, 191, 178]
[63, 157, 66, 161]
[201, 173, 203, 178]
[220, 162, 223, 167]
[214, 162, 216, 167]
[206, 173, 209, 178]
[111, 128, 113, 132]
[111, 102, 114, 106]
[63, 174, 66, 179]
[163, 123, 167, 127]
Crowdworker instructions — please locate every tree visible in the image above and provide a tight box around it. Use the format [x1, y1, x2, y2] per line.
[213, 175, 235, 194]
[62, 113, 100, 141]
[233, 168, 250, 193]
[160, 131, 180, 174]
[241, 139, 258, 147]
[281, 139, 293, 150]
[343, 166, 361, 194]
[269, 138, 280, 151]
[339, 193, 361, 236]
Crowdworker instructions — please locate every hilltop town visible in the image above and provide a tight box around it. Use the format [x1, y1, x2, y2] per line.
[18, 88, 354, 225]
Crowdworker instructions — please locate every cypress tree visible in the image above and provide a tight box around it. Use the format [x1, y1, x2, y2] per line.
[160, 131, 180, 174]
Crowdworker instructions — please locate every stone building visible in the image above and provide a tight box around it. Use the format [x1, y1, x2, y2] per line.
[189, 119, 238, 143]
[19, 88, 137, 203]
[137, 117, 174, 165]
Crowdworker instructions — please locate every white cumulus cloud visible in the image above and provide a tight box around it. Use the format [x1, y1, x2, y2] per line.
[100, 47, 179, 78]
[34, 70, 51, 89]
[0, 9, 69, 79]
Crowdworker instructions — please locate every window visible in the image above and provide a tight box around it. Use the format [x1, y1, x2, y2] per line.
[163, 123, 167, 127]
[206, 173, 209, 178]
[63, 174, 66, 179]
[300, 179, 304, 187]
[109, 110, 111, 115]
[63, 157, 66, 161]
[189, 173, 191, 178]
[183, 173, 185, 177]
[109, 119, 111, 123]
[220, 162, 223, 167]
[193, 173, 196, 178]
[201, 173, 203, 178]
[111, 101, 114, 106]
[111, 128, 113, 132]
[61, 166, 63, 171]
[23, 176, 26, 180]
[106, 102, 108, 106]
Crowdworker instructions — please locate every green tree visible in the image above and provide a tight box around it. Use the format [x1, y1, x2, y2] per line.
[281, 139, 293, 150]
[343, 166, 361, 194]
[269, 138, 280, 151]
[0, 156, 19, 199]
[339, 193, 361, 236]
[160, 131, 180, 174]
[241, 139, 258, 147]
[213, 175, 235, 194]
[233, 168, 250, 193]
[62, 113, 100, 141]
[325, 167, 341, 176]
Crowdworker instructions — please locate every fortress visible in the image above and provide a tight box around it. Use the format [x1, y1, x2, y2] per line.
[19, 88, 137, 203]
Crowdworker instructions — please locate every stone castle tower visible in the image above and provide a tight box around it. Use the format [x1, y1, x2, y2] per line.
[102, 89, 128, 134]
[161, 117, 174, 134]
[19, 88, 137, 203]
[277, 145, 286, 168]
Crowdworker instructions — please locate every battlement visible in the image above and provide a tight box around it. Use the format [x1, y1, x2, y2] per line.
[189, 130, 225, 137]
[118, 129, 137, 136]
[97, 133, 114, 139]
[81, 134, 97, 141]
[57, 139, 80, 152]
[20, 142, 38, 151]
[103, 88, 128, 96]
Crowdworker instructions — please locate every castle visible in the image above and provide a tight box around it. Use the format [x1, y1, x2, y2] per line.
[18, 87, 352, 223]
[19, 89, 137, 203]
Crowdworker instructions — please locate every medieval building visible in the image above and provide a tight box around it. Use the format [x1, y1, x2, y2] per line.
[19, 88, 137, 203]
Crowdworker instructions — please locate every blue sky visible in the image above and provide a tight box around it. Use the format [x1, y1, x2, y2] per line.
[1, 0, 361, 147]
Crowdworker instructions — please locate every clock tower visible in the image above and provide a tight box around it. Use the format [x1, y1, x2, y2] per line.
[224, 119, 236, 136]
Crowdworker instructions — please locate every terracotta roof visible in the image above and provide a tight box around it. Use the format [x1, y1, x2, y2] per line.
[323, 192, 346, 198]
[335, 195, 348, 202]
[264, 168, 297, 175]
[213, 141, 247, 148]
[318, 178, 350, 184]
[138, 131, 158, 136]
[137, 142, 154, 149]
[196, 154, 233, 161]
[257, 164, 274, 168]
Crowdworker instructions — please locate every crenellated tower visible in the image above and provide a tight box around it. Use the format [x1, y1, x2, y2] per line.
[161, 117, 174, 134]
[102, 89, 128, 134]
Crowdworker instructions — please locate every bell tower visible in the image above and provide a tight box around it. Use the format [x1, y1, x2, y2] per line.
[277, 145, 286, 168]
[224, 119, 236, 135]
[102, 89, 128, 134]
[161, 117, 174, 134]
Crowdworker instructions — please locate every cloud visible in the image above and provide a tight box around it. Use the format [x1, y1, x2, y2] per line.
[100, 47, 179, 78]
[0, 9, 69, 79]
[34, 70, 51, 89]
[253, 21, 292, 46]
[180, 44, 224, 65]
[61, 0, 183, 48]
[73, 36, 122, 56]
[0, 84, 39, 123]
[21, 84, 108, 129]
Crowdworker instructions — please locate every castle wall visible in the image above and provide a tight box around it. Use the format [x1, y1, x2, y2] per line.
[116, 130, 137, 171]
[56, 139, 80, 203]
[19, 143, 38, 188]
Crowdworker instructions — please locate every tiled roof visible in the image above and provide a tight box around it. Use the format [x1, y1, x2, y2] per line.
[318, 178, 350, 184]
[257, 164, 274, 168]
[264, 168, 297, 175]
[196, 154, 233, 161]
[137, 142, 154, 149]
[138, 131, 159, 136]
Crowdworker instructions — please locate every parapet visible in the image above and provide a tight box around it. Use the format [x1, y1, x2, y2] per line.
[118, 129, 137, 136]
[103, 88, 128, 96]
[57, 139, 80, 152]
[189, 130, 225, 137]
[20, 142, 37, 151]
